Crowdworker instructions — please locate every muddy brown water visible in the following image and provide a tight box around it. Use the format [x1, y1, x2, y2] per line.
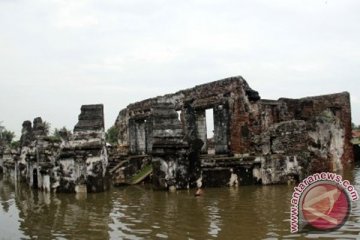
[1, 165, 360, 240]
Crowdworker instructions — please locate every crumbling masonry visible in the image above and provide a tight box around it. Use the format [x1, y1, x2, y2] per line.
[114, 76, 353, 189]
[1, 105, 109, 193]
[57, 104, 109, 193]
[0, 76, 354, 192]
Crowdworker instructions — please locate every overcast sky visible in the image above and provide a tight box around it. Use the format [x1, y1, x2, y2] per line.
[0, 0, 359, 138]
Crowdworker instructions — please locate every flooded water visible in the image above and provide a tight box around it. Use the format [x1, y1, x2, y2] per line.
[1, 165, 360, 240]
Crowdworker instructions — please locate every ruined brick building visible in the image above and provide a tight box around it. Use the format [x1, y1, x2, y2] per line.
[0, 76, 354, 192]
[1, 105, 109, 193]
[57, 104, 109, 193]
[114, 76, 353, 189]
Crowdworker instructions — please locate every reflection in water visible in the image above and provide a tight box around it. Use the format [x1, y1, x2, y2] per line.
[0, 179, 113, 239]
[207, 201, 221, 237]
[0, 165, 360, 240]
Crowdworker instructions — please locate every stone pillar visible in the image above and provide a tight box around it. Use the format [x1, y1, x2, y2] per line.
[195, 110, 207, 154]
[151, 102, 188, 190]
[145, 118, 153, 154]
[128, 119, 137, 154]
[129, 119, 147, 155]
[214, 104, 229, 154]
[135, 120, 146, 154]
[58, 104, 109, 193]
[183, 104, 197, 142]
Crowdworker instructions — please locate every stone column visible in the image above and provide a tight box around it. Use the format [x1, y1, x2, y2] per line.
[195, 110, 207, 154]
[214, 104, 229, 154]
[151, 102, 189, 190]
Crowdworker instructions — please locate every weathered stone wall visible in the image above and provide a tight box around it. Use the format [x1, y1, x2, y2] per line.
[115, 76, 260, 155]
[8, 117, 62, 191]
[0, 147, 17, 179]
[281, 93, 353, 165]
[0, 105, 109, 193]
[74, 105, 104, 131]
[114, 76, 353, 188]
[151, 102, 188, 190]
[57, 104, 108, 193]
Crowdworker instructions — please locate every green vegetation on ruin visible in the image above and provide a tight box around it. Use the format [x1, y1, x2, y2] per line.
[129, 164, 153, 185]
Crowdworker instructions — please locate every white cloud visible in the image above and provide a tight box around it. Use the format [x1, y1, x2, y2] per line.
[52, 0, 99, 28]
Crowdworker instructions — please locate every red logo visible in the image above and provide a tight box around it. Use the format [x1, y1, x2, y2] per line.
[301, 182, 350, 230]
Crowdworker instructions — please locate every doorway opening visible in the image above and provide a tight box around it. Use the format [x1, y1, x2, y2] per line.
[33, 169, 38, 189]
[206, 109, 215, 154]
[177, 110, 181, 121]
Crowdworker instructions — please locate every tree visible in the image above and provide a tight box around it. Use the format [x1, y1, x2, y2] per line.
[43, 121, 51, 136]
[0, 122, 4, 138]
[106, 126, 119, 145]
[0, 122, 16, 146]
[10, 140, 20, 149]
[1, 130, 15, 144]
[352, 122, 360, 130]
[0, 127, 4, 145]
[52, 127, 71, 140]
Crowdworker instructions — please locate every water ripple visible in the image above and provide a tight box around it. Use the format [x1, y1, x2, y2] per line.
[0, 167, 360, 239]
